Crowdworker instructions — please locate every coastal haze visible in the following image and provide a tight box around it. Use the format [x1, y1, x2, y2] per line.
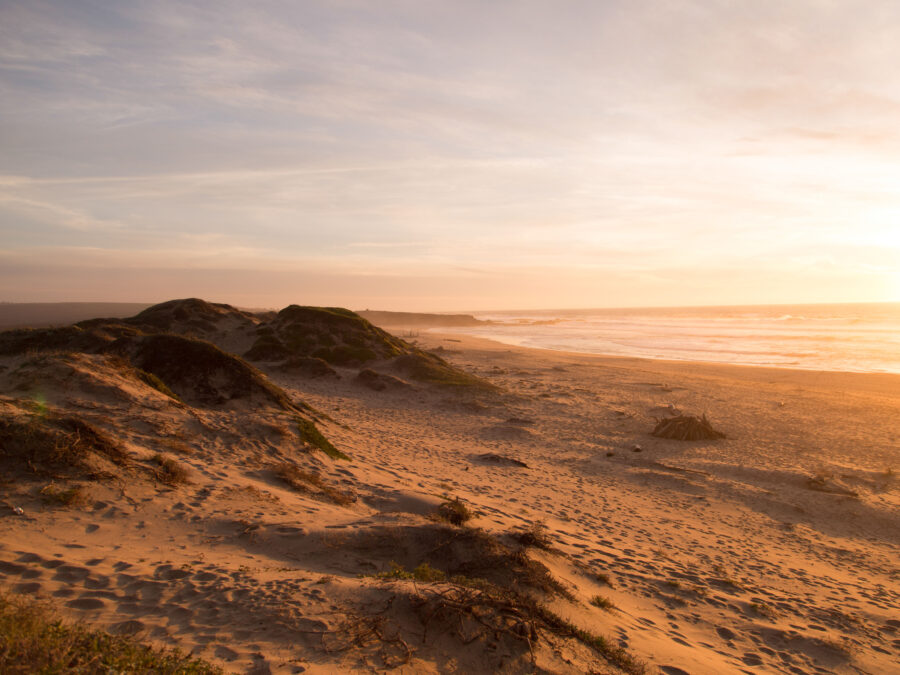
[1, 2, 899, 675]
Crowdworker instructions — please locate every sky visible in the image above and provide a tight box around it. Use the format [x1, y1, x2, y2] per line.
[1, 0, 899, 311]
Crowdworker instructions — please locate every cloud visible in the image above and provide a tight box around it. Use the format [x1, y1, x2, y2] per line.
[1, 1, 899, 306]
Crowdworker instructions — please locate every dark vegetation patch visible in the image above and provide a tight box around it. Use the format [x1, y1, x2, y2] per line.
[110, 334, 297, 411]
[276, 356, 339, 378]
[435, 497, 475, 526]
[244, 332, 289, 361]
[296, 418, 349, 460]
[355, 369, 410, 391]
[0, 412, 128, 479]
[0, 592, 222, 674]
[273, 461, 354, 506]
[651, 414, 726, 441]
[150, 453, 191, 485]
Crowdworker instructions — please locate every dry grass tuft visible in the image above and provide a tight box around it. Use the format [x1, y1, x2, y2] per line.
[151, 453, 191, 485]
[651, 414, 726, 441]
[0, 592, 221, 674]
[510, 520, 553, 549]
[38, 483, 90, 507]
[273, 462, 354, 506]
[0, 413, 128, 479]
[435, 497, 475, 526]
[589, 595, 617, 611]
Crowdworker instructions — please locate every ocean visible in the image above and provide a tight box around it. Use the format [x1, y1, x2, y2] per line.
[450, 303, 900, 374]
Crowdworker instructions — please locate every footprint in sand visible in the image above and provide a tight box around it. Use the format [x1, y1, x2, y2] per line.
[660, 667, 691, 675]
[111, 619, 145, 635]
[716, 626, 736, 641]
[54, 565, 90, 582]
[13, 581, 42, 593]
[66, 597, 106, 610]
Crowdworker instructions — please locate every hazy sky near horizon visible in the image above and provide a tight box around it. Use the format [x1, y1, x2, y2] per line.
[1, 0, 899, 310]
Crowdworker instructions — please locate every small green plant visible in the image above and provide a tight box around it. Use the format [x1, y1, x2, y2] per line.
[296, 418, 349, 460]
[151, 453, 190, 485]
[589, 595, 616, 611]
[435, 497, 474, 525]
[0, 592, 222, 673]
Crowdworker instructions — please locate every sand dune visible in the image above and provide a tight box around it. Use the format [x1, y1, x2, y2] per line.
[1, 301, 898, 673]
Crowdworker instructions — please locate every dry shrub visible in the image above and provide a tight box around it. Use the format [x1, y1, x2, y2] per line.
[511, 520, 552, 549]
[589, 595, 616, 611]
[273, 462, 354, 506]
[39, 483, 89, 507]
[435, 497, 474, 526]
[151, 453, 190, 485]
[0, 592, 222, 674]
[651, 414, 725, 441]
[0, 413, 128, 478]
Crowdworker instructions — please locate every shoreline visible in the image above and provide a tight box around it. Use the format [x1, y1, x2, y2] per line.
[424, 329, 900, 396]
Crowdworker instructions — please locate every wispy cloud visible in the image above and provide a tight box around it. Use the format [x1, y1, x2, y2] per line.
[1, 1, 898, 307]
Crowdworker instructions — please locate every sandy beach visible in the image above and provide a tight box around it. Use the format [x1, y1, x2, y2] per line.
[1, 307, 898, 674]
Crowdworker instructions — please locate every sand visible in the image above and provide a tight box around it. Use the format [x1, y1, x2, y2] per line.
[1, 329, 898, 674]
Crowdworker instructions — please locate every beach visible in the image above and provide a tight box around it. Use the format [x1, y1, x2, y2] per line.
[1, 318, 898, 674]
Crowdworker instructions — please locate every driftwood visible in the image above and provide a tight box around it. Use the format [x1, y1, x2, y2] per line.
[651, 414, 725, 441]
